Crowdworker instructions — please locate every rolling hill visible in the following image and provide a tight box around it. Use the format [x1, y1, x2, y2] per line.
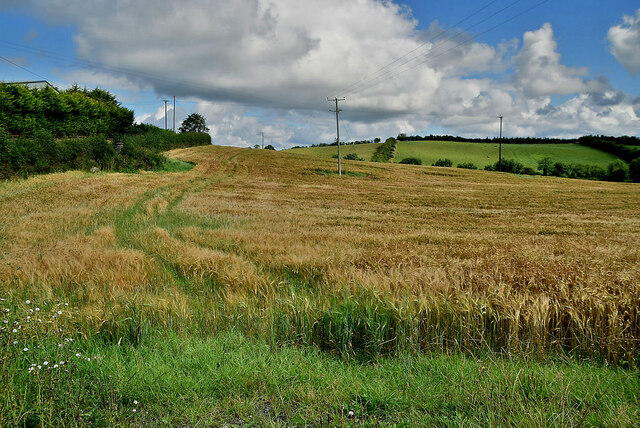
[288, 140, 621, 169]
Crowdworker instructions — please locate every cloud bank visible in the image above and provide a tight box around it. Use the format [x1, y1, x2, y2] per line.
[5, 0, 640, 145]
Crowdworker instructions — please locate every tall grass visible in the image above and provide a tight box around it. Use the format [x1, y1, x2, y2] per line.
[0, 145, 639, 365]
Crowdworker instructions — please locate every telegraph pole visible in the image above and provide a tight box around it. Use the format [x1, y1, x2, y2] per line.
[173, 96, 176, 132]
[163, 99, 169, 130]
[498, 115, 503, 172]
[261, 131, 264, 149]
[328, 97, 345, 176]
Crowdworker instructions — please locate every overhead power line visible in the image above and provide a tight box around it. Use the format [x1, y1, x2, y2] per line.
[0, 55, 53, 83]
[338, 0, 505, 96]
[340, 0, 548, 98]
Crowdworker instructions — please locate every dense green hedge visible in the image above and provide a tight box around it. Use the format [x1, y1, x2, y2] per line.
[0, 84, 134, 138]
[577, 136, 640, 162]
[371, 138, 397, 162]
[0, 126, 210, 180]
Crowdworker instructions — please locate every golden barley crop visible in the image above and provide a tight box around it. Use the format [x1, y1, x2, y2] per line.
[1, 146, 638, 361]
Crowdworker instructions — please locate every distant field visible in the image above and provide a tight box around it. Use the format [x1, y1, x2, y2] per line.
[288, 142, 379, 161]
[288, 140, 621, 169]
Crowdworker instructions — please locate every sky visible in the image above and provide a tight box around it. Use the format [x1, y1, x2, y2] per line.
[0, 0, 639, 148]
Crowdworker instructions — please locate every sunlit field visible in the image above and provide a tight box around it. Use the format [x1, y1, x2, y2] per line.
[2, 145, 639, 425]
[288, 140, 621, 169]
[2, 145, 638, 361]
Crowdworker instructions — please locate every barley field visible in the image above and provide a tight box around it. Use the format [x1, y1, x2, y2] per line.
[1, 145, 639, 363]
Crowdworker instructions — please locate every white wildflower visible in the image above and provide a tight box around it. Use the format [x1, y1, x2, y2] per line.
[57, 311, 62, 315]
[26, 300, 30, 304]
[43, 361, 48, 366]
[23, 347, 28, 352]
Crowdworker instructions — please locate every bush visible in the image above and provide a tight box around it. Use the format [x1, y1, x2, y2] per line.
[432, 158, 453, 167]
[484, 159, 524, 174]
[399, 157, 421, 165]
[603, 160, 629, 182]
[457, 162, 477, 170]
[344, 153, 364, 161]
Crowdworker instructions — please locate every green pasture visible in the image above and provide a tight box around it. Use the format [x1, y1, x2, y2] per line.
[288, 143, 379, 161]
[394, 141, 620, 169]
[288, 141, 621, 169]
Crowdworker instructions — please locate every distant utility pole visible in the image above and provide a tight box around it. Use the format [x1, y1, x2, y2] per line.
[498, 115, 503, 172]
[163, 99, 169, 130]
[328, 97, 345, 176]
[261, 131, 264, 149]
[173, 96, 176, 132]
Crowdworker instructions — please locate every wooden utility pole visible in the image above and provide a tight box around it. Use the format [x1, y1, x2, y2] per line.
[328, 97, 345, 176]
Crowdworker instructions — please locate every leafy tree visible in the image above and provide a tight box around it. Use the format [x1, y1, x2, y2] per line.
[264, 144, 275, 150]
[253, 144, 260, 149]
[537, 157, 553, 176]
[179, 113, 209, 133]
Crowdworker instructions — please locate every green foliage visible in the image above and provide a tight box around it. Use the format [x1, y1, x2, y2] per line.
[0, 124, 211, 180]
[537, 156, 553, 176]
[578, 136, 640, 162]
[334, 152, 364, 161]
[399, 157, 421, 165]
[630, 158, 640, 183]
[484, 158, 525, 173]
[179, 113, 209, 133]
[604, 160, 629, 182]
[370, 138, 397, 162]
[457, 162, 478, 170]
[0, 83, 133, 137]
[264, 144, 276, 151]
[432, 158, 453, 167]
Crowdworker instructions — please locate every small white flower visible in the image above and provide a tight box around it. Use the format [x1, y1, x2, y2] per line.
[4, 309, 9, 313]
[23, 347, 28, 352]
[43, 361, 49, 366]
[57, 311, 62, 315]
[65, 303, 68, 306]
[59, 361, 64, 365]
[87, 357, 91, 361]
[13, 340, 17, 345]
[132, 409, 136, 413]
[348, 411, 355, 418]
[35, 308, 40, 312]
[26, 300, 31, 304]
[37, 319, 42, 322]
[29, 309, 33, 313]
[53, 364, 59, 368]
[75, 353, 81, 357]
[28, 367, 34, 372]
[2, 320, 7, 323]
[12, 329, 17, 333]
[58, 344, 63, 348]
[133, 400, 138, 405]
[37, 365, 41, 369]
[26, 316, 31, 319]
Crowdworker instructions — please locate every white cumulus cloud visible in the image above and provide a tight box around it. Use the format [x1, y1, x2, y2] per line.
[608, 9, 640, 74]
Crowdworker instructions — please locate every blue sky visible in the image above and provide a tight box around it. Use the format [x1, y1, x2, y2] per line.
[1, 0, 639, 147]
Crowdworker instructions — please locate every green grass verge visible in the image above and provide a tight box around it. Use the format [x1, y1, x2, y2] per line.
[2, 328, 638, 427]
[158, 158, 195, 172]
